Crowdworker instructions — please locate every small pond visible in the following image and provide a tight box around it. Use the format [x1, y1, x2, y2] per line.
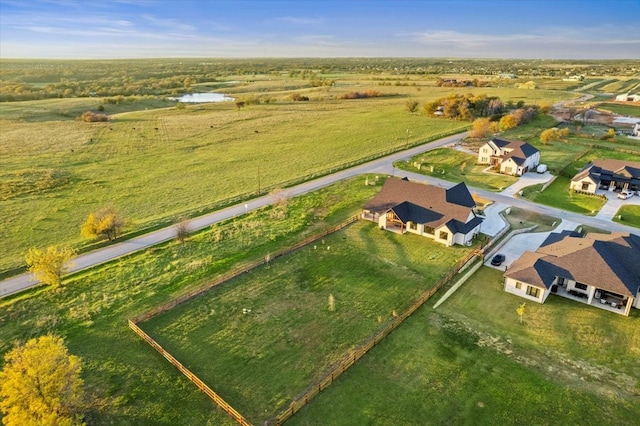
[169, 93, 235, 103]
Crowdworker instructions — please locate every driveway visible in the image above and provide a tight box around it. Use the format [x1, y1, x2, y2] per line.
[500, 170, 554, 197]
[594, 190, 640, 221]
[479, 202, 508, 237]
[485, 218, 580, 270]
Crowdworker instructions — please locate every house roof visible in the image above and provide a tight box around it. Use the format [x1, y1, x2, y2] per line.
[490, 138, 539, 165]
[363, 178, 480, 231]
[505, 232, 640, 296]
[571, 159, 640, 184]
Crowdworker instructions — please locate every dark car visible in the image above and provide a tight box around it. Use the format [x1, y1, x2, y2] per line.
[490, 254, 506, 266]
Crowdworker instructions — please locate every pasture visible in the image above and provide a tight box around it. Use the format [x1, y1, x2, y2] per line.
[290, 267, 640, 425]
[0, 177, 384, 425]
[0, 70, 574, 273]
[140, 220, 475, 423]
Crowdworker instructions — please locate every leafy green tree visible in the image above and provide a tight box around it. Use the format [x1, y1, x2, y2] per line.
[25, 246, 76, 288]
[81, 206, 124, 241]
[0, 335, 85, 426]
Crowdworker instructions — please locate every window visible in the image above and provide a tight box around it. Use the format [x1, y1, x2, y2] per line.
[439, 231, 449, 241]
[515, 282, 522, 290]
[527, 286, 540, 298]
[409, 222, 417, 230]
[581, 182, 590, 191]
[504, 167, 513, 175]
[575, 283, 588, 291]
[424, 226, 435, 235]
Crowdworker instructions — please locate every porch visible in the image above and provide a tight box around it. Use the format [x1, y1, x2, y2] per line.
[551, 285, 630, 316]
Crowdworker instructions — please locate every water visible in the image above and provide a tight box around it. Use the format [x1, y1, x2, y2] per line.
[169, 93, 234, 103]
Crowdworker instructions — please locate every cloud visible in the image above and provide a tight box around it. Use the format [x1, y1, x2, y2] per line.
[277, 16, 323, 25]
[141, 14, 196, 32]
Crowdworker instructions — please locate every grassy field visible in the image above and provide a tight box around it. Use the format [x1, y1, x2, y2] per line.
[289, 267, 640, 425]
[394, 147, 517, 191]
[0, 75, 576, 274]
[597, 102, 640, 117]
[0, 177, 383, 425]
[613, 204, 640, 228]
[521, 176, 607, 215]
[141, 221, 474, 423]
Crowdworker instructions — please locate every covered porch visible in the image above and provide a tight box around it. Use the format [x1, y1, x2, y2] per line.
[551, 284, 632, 316]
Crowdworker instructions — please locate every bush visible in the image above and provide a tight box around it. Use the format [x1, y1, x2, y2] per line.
[80, 111, 110, 122]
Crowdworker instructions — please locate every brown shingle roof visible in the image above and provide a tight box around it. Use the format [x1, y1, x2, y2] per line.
[505, 232, 640, 296]
[362, 178, 475, 229]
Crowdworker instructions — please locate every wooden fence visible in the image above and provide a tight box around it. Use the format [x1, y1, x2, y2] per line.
[128, 320, 251, 425]
[129, 215, 359, 424]
[271, 248, 482, 425]
[130, 216, 481, 426]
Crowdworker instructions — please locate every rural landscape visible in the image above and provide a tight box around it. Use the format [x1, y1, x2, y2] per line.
[2, 55, 640, 425]
[1, 1, 640, 425]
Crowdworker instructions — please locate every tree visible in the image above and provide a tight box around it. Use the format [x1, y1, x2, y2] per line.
[539, 128, 556, 145]
[81, 206, 124, 241]
[174, 219, 191, 243]
[516, 302, 526, 324]
[468, 117, 492, 138]
[498, 114, 518, 131]
[25, 246, 75, 288]
[405, 99, 419, 113]
[0, 335, 85, 426]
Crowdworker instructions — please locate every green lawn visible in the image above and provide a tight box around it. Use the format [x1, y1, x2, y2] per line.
[289, 267, 640, 425]
[141, 221, 474, 424]
[394, 147, 517, 191]
[0, 177, 383, 425]
[613, 204, 640, 228]
[561, 148, 640, 178]
[521, 176, 607, 215]
[597, 102, 640, 117]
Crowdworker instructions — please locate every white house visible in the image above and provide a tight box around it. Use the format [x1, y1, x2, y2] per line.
[570, 159, 640, 194]
[504, 231, 640, 316]
[362, 178, 483, 247]
[477, 138, 540, 176]
[615, 92, 640, 102]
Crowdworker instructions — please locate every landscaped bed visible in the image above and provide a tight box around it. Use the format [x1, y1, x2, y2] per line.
[138, 221, 475, 423]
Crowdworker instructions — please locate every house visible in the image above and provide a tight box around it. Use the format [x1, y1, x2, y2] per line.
[570, 159, 640, 194]
[615, 92, 640, 102]
[477, 138, 540, 176]
[361, 178, 483, 246]
[504, 231, 640, 316]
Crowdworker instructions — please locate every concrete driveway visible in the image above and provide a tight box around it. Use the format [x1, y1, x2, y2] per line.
[479, 202, 508, 237]
[500, 170, 554, 197]
[485, 218, 580, 270]
[594, 190, 640, 221]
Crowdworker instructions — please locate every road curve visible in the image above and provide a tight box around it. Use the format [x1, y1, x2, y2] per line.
[2, 131, 638, 298]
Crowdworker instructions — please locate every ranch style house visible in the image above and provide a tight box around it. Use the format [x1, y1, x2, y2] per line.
[504, 231, 640, 316]
[570, 159, 640, 194]
[477, 138, 540, 176]
[362, 177, 483, 246]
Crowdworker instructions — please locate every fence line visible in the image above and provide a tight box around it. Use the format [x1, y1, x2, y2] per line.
[271, 248, 482, 425]
[129, 215, 360, 424]
[128, 320, 251, 425]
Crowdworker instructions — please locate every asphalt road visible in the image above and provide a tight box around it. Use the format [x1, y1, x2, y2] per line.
[2, 131, 638, 298]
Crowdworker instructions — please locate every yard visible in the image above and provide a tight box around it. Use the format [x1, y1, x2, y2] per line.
[613, 204, 640, 228]
[394, 147, 517, 191]
[289, 267, 640, 425]
[139, 221, 475, 424]
[520, 176, 607, 215]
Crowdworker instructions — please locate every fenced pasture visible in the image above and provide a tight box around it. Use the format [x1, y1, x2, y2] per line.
[0, 177, 383, 425]
[137, 220, 477, 424]
[289, 267, 640, 425]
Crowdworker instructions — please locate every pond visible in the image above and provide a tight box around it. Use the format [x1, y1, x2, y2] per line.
[169, 93, 235, 103]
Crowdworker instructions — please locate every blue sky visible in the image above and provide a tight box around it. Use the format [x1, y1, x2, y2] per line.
[1, 0, 638, 59]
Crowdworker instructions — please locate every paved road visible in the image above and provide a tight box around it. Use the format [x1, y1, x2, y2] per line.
[2, 131, 639, 298]
[0, 133, 463, 298]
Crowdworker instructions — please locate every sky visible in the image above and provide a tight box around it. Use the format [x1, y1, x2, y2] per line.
[0, 0, 639, 59]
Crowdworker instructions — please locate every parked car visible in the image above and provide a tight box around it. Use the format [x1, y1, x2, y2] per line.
[536, 164, 547, 174]
[618, 190, 634, 200]
[491, 254, 506, 266]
